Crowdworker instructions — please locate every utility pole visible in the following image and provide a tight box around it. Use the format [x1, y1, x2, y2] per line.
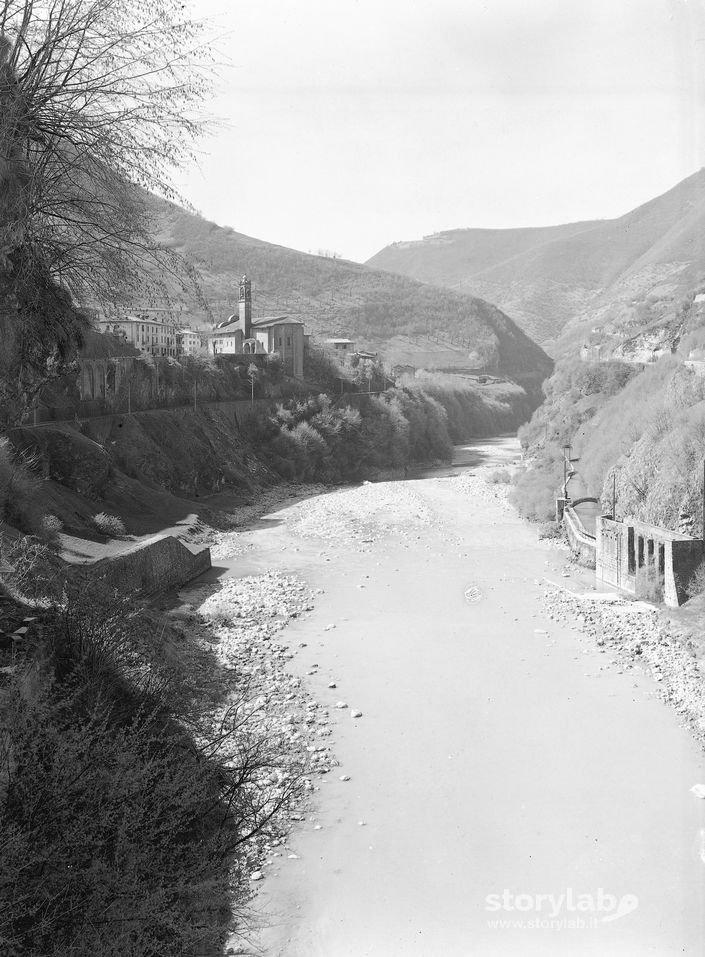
[612, 472, 617, 521]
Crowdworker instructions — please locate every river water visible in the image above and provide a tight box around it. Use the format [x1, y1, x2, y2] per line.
[211, 437, 705, 956]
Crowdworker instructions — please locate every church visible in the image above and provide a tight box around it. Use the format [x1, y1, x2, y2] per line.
[212, 276, 306, 379]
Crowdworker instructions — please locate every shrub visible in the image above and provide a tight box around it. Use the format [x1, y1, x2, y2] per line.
[41, 513, 63, 540]
[303, 346, 348, 393]
[685, 560, 705, 600]
[0, 536, 65, 603]
[510, 448, 564, 522]
[92, 512, 126, 537]
[241, 387, 459, 484]
[537, 521, 564, 540]
[0, 680, 237, 956]
[0, 438, 47, 537]
[487, 469, 511, 484]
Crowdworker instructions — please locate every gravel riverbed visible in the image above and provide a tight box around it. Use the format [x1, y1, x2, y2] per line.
[180, 453, 705, 955]
[543, 584, 705, 746]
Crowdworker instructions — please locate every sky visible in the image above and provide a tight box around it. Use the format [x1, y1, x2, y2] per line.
[175, 0, 705, 263]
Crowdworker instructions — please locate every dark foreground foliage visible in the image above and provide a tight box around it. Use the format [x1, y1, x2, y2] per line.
[0, 584, 298, 956]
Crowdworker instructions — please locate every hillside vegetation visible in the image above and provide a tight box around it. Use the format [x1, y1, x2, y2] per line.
[5, 371, 534, 542]
[513, 356, 705, 537]
[146, 197, 553, 393]
[368, 170, 705, 354]
[239, 376, 532, 484]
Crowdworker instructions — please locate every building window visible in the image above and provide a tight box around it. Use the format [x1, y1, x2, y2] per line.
[627, 526, 635, 574]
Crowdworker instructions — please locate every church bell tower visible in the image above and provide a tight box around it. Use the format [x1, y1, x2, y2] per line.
[239, 275, 252, 338]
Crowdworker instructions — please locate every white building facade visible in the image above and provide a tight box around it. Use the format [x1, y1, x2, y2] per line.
[177, 329, 206, 355]
[97, 316, 178, 357]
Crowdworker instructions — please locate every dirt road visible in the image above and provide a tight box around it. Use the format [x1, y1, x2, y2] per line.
[199, 437, 705, 956]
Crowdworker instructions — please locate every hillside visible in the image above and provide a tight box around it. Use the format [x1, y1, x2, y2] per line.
[367, 170, 705, 354]
[146, 197, 552, 392]
[513, 354, 705, 554]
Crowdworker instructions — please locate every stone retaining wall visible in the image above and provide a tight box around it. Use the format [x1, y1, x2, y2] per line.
[91, 535, 211, 597]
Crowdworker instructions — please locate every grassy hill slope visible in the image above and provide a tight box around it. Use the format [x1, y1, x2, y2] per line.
[367, 170, 705, 352]
[148, 198, 552, 391]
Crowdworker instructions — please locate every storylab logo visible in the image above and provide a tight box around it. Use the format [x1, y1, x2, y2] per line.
[485, 888, 639, 930]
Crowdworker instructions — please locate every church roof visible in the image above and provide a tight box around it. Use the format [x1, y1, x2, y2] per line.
[214, 314, 306, 332]
[251, 316, 304, 328]
[215, 315, 239, 329]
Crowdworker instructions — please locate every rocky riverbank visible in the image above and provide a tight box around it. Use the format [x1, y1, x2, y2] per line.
[543, 583, 705, 747]
[179, 569, 347, 954]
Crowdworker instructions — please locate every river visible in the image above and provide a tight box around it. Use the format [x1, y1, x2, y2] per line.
[204, 436, 705, 956]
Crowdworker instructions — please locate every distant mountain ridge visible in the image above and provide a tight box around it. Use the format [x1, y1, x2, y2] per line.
[366, 171, 705, 355]
[147, 197, 553, 392]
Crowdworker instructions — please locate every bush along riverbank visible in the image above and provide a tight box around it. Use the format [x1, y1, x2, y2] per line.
[0, 568, 323, 957]
[240, 389, 452, 483]
[239, 376, 535, 485]
[4, 372, 538, 544]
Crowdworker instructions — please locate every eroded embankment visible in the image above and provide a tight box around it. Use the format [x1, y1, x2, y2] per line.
[7, 375, 538, 544]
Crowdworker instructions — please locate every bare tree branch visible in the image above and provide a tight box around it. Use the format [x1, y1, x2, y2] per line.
[0, 0, 213, 423]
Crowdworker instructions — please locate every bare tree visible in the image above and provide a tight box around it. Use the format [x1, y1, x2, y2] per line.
[0, 0, 212, 422]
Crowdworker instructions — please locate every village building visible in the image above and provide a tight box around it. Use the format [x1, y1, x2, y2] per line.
[177, 329, 207, 355]
[97, 315, 178, 358]
[325, 338, 355, 355]
[211, 276, 306, 378]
